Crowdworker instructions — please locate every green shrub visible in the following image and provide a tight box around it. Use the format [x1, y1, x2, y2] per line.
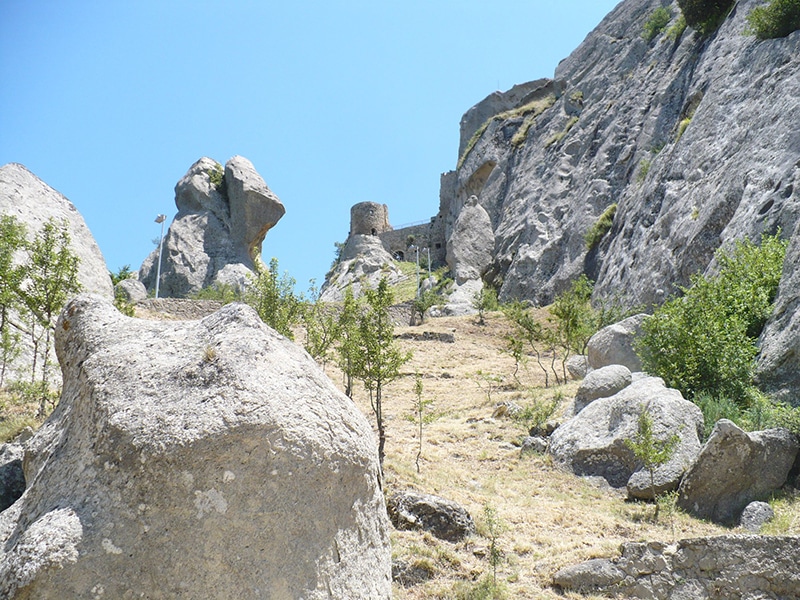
[192, 283, 243, 304]
[675, 117, 692, 141]
[678, 0, 735, 34]
[637, 233, 787, 407]
[746, 0, 800, 39]
[637, 158, 651, 183]
[584, 203, 617, 250]
[643, 7, 673, 41]
[667, 13, 689, 40]
[207, 163, 225, 190]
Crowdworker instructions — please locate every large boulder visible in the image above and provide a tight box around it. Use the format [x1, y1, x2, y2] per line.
[549, 376, 703, 493]
[0, 295, 391, 599]
[387, 491, 475, 542]
[0, 163, 113, 298]
[139, 156, 285, 298]
[587, 314, 647, 372]
[446, 195, 494, 285]
[0, 442, 25, 513]
[677, 419, 799, 524]
[573, 364, 632, 412]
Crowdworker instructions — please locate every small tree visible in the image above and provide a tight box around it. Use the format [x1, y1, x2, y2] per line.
[678, 0, 734, 34]
[482, 504, 505, 587]
[548, 275, 596, 382]
[502, 300, 550, 387]
[301, 280, 341, 368]
[335, 286, 361, 399]
[0, 216, 28, 386]
[246, 257, 302, 339]
[353, 278, 411, 472]
[746, 0, 800, 39]
[19, 218, 81, 413]
[625, 407, 680, 521]
[472, 286, 498, 325]
[110, 264, 134, 286]
[412, 288, 441, 325]
[413, 372, 432, 473]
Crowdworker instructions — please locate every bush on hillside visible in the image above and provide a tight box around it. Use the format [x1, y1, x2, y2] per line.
[643, 7, 673, 41]
[637, 232, 787, 407]
[746, 0, 800, 39]
[677, 0, 735, 34]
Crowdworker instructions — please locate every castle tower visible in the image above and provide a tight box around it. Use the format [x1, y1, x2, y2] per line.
[350, 202, 391, 236]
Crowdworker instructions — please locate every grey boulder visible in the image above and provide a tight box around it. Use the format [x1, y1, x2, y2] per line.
[677, 419, 799, 524]
[565, 354, 590, 380]
[0, 295, 390, 599]
[739, 501, 774, 532]
[387, 491, 475, 542]
[139, 156, 285, 298]
[587, 314, 647, 372]
[114, 278, 147, 304]
[549, 376, 703, 493]
[574, 364, 632, 412]
[0, 442, 24, 513]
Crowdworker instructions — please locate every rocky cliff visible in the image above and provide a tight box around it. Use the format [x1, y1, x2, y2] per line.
[436, 0, 799, 398]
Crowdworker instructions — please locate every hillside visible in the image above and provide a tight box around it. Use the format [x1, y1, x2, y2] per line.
[320, 311, 800, 598]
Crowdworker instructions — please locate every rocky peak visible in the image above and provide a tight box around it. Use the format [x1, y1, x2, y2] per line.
[139, 155, 285, 298]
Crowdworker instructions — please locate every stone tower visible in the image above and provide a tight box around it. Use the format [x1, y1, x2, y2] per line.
[350, 202, 391, 236]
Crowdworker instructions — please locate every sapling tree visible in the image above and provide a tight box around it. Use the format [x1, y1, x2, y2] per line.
[301, 280, 341, 368]
[18, 219, 81, 413]
[353, 277, 411, 472]
[412, 288, 441, 325]
[471, 286, 498, 326]
[413, 372, 432, 473]
[246, 257, 302, 339]
[502, 300, 550, 387]
[335, 286, 361, 399]
[0, 216, 28, 387]
[625, 407, 680, 521]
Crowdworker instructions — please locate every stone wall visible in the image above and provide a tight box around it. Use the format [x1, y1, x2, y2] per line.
[378, 217, 446, 268]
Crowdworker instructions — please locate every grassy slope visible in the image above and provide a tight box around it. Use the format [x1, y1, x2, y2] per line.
[323, 311, 800, 599]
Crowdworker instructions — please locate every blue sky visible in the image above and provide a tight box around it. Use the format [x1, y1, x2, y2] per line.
[1, 1, 620, 291]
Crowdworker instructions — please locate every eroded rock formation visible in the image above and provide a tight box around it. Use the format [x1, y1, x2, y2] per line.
[139, 156, 285, 298]
[0, 295, 390, 599]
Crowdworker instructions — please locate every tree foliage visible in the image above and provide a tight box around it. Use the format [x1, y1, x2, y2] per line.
[472, 286, 499, 326]
[301, 280, 341, 367]
[677, 0, 734, 34]
[245, 257, 302, 339]
[637, 233, 787, 407]
[351, 278, 411, 471]
[746, 0, 800, 39]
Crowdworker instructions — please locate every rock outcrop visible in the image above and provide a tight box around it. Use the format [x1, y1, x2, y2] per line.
[439, 0, 799, 316]
[139, 156, 285, 298]
[553, 535, 800, 598]
[574, 364, 632, 413]
[320, 235, 407, 302]
[677, 419, 799, 524]
[0, 295, 390, 599]
[0, 163, 113, 298]
[0, 442, 24, 513]
[549, 376, 703, 495]
[446, 195, 494, 285]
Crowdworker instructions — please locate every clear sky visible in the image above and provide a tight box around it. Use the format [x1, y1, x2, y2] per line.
[1, 1, 620, 291]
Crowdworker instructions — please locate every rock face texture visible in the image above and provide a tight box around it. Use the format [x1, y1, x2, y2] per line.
[439, 0, 799, 315]
[0, 295, 390, 599]
[446, 195, 494, 285]
[549, 376, 703, 494]
[139, 156, 285, 298]
[677, 419, 799, 524]
[0, 163, 112, 297]
[554, 536, 800, 599]
[0, 442, 24, 513]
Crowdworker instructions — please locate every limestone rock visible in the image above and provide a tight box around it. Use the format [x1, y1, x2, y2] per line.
[520, 436, 548, 456]
[114, 278, 147, 304]
[0, 442, 24, 513]
[549, 376, 703, 492]
[574, 364, 632, 412]
[446, 196, 494, 285]
[0, 163, 113, 298]
[0, 295, 390, 599]
[139, 156, 285, 298]
[740, 501, 774, 532]
[587, 314, 647, 372]
[677, 419, 799, 524]
[554, 536, 800, 598]
[320, 235, 406, 302]
[441, 0, 800, 313]
[387, 491, 475, 542]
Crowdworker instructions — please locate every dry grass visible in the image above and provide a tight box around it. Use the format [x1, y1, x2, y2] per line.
[323, 310, 800, 599]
